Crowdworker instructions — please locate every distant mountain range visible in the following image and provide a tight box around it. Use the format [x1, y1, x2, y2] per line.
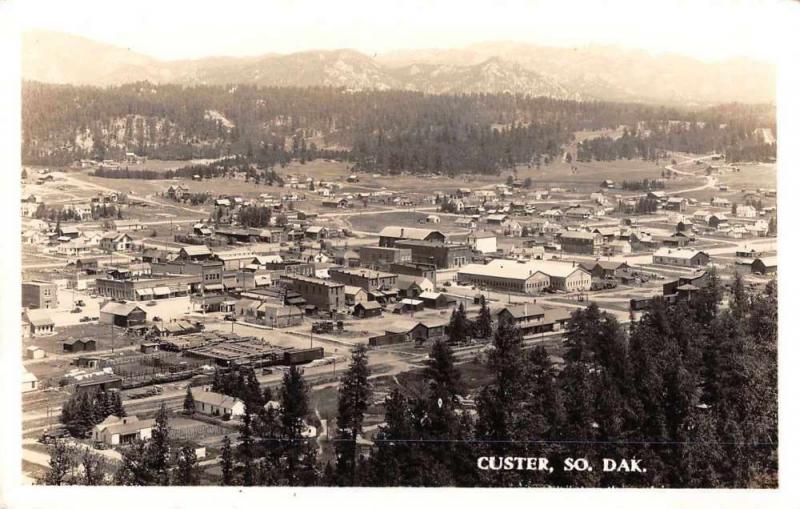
[22, 30, 775, 105]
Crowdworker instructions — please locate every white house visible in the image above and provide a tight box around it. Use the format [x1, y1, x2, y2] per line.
[467, 232, 497, 254]
[735, 205, 757, 218]
[100, 232, 134, 252]
[22, 368, 38, 393]
[92, 415, 155, 446]
[192, 389, 246, 418]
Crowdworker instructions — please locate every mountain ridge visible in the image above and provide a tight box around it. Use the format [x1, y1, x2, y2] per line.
[22, 30, 775, 105]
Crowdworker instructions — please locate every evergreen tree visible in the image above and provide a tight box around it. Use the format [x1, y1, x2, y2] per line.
[335, 344, 372, 485]
[42, 440, 75, 485]
[221, 435, 234, 486]
[183, 386, 196, 415]
[173, 445, 198, 485]
[447, 302, 471, 344]
[147, 404, 171, 485]
[474, 295, 493, 339]
[238, 409, 255, 486]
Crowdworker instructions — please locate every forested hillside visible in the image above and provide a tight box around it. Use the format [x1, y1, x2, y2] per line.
[22, 82, 776, 173]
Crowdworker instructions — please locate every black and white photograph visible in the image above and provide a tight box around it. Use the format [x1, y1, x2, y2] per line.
[1, 0, 798, 504]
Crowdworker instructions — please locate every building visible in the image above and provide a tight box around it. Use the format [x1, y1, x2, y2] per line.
[751, 256, 777, 275]
[358, 246, 412, 268]
[282, 274, 345, 312]
[23, 309, 55, 336]
[457, 259, 591, 294]
[665, 197, 687, 212]
[151, 259, 225, 292]
[579, 261, 631, 279]
[653, 248, 710, 267]
[95, 274, 198, 301]
[354, 301, 383, 318]
[22, 368, 39, 393]
[63, 338, 98, 353]
[99, 232, 134, 252]
[178, 245, 213, 261]
[192, 389, 246, 418]
[240, 301, 304, 327]
[100, 302, 147, 327]
[418, 291, 456, 309]
[378, 226, 446, 247]
[344, 286, 369, 307]
[25, 346, 45, 360]
[394, 240, 473, 269]
[22, 280, 59, 309]
[93, 415, 154, 446]
[559, 231, 602, 255]
[496, 304, 546, 335]
[328, 268, 398, 291]
[663, 271, 711, 296]
[395, 275, 435, 298]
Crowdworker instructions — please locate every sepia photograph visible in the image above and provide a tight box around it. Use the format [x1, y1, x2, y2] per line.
[1, 0, 798, 504]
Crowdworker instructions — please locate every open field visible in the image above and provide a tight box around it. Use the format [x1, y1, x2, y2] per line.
[346, 210, 470, 234]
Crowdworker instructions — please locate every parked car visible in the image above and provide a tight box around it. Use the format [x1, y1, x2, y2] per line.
[223, 314, 237, 321]
[39, 427, 70, 444]
[70, 307, 82, 313]
[146, 300, 157, 306]
[76, 300, 86, 307]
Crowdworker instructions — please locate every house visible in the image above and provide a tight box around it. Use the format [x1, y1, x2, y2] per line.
[485, 214, 508, 225]
[100, 302, 147, 328]
[344, 286, 369, 307]
[378, 226, 446, 247]
[580, 261, 631, 279]
[393, 298, 425, 314]
[711, 197, 731, 208]
[496, 304, 546, 335]
[166, 185, 190, 200]
[192, 389, 246, 418]
[63, 338, 97, 353]
[708, 214, 729, 229]
[751, 256, 777, 275]
[395, 275, 435, 298]
[425, 215, 441, 224]
[467, 232, 497, 254]
[25, 346, 45, 360]
[353, 301, 383, 319]
[178, 245, 213, 261]
[559, 231, 602, 255]
[304, 225, 328, 240]
[454, 217, 477, 229]
[418, 291, 456, 309]
[23, 309, 55, 336]
[665, 197, 687, 212]
[601, 179, 615, 189]
[93, 415, 155, 446]
[410, 320, 448, 342]
[100, 232, 134, 252]
[604, 240, 632, 255]
[652, 248, 710, 267]
[735, 205, 757, 218]
[22, 368, 39, 393]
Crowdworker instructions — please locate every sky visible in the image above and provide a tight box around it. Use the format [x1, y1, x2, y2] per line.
[12, 0, 796, 62]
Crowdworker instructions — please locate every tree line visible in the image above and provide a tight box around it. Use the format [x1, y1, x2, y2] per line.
[23, 82, 775, 173]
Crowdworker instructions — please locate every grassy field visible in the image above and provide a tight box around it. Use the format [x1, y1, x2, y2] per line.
[345, 210, 468, 234]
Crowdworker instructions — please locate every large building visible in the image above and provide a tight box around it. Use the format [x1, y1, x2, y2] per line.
[559, 231, 602, 255]
[457, 259, 591, 294]
[358, 246, 412, 268]
[378, 226, 446, 247]
[95, 274, 199, 301]
[394, 240, 473, 269]
[22, 280, 58, 309]
[652, 248, 710, 267]
[281, 274, 345, 312]
[151, 259, 225, 292]
[328, 268, 398, 291]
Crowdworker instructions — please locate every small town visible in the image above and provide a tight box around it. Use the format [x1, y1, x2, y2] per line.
[20, 145, 777, 486]
[11, 0, 782, 492]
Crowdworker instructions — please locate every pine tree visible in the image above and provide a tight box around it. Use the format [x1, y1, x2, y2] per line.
[474, 295, 493, 339]
[424, 340, 465, 401]
[147, 404, 171, 485]
[335, 344, 372, 485]
[42, 440, 75, 485]
[183, 386, 196, 415]
[79, 449, 108, 485]
[173, 445, 198, 485]
[221, 435, 234, 486]
[238, 409, 255, 486]
[447, 302, 471, 344]
[279, 366, 317, 485]
[112, 391, 126, 417]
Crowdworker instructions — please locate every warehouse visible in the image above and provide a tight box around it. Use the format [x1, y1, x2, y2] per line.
[458, 259, 591, 294]
[652, 248, 710, 267]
